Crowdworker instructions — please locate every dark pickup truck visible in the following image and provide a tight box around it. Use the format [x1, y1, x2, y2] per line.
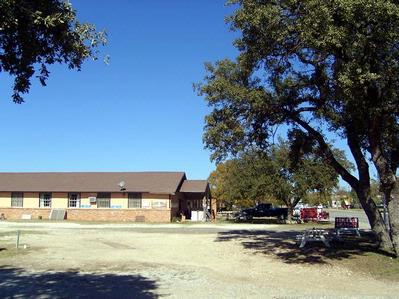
[235, 203, 288, 221]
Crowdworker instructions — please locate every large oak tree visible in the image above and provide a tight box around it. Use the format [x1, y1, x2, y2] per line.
[197, 0, 399, 255]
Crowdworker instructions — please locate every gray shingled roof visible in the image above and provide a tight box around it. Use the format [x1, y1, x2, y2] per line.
[0, 172, 186, 194]
[180, 180, 209, 193]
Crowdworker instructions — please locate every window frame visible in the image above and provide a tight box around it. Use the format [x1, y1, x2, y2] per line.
[128, 192, 142, 209]
[68, 193, 81, 208]
[39, 192, 52, 208]
[96, 192, 111, 208]
[11, 192, 24, 208]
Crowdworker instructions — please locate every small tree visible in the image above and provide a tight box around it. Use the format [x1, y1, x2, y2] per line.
[0, 0, 107, 103]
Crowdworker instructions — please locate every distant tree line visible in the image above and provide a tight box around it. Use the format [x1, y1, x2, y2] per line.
[208, 139, 352, 221]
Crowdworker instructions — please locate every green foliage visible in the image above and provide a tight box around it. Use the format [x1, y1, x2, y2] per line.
[0, 0, 107, 103]
[198, 0, 399, 252]
[208, 140, 344, 210]
[197, 0, 399, 174]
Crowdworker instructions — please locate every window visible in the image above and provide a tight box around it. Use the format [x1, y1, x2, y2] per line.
[39, 193, 52, 207]
[11, 192, 23, 207]
[97, 193, 111, 208]
[128, 193, 142, 208]
[68, 193, 81, 208]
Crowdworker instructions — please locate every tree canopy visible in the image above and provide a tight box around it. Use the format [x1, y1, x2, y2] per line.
[197, 0, 399, 255]
[208, 140, 346, 218]
[0, 0, 107, 103]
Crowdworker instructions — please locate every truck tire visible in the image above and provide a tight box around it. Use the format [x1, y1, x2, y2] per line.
[277, 215, 286, 224]
[245, 215, 253, 221]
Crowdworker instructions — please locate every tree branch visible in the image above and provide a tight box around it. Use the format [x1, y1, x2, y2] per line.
[346, 127, 371, 188]
[368, 119, 397, 192]
[292, 116, 359, 190]
[294, 107, 317, 114]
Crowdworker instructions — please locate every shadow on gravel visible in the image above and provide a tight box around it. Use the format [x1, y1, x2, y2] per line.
[232, 218, 282, 224]
[215, 229, 389, 264]
[0, 266, 160, 299]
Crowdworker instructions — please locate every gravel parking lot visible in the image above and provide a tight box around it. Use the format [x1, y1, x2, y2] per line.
[0, 221, 398, 298]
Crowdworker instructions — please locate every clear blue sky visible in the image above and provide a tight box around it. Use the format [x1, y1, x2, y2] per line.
[0, 0, 238, 179]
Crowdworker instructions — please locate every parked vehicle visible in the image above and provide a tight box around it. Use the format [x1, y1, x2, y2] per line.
[293, 203, 309, 217]
[235, 203, 288, 221]
[297, 207, 330, 223]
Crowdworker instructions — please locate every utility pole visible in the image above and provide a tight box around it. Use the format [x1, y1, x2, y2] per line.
[16, 230, 20, 249]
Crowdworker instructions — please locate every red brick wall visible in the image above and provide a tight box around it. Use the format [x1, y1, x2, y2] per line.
[0, 208, 51, 220]
[0, 208, 171, 223]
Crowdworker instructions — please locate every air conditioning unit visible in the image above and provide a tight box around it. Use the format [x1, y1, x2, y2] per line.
[89, 197, 97, 204]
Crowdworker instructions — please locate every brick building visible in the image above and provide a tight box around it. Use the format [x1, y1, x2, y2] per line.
[0, 172, 211, 222]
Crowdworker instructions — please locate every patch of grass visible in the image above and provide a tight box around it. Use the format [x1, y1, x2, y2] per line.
[0, 230, 45, 259]
[0, 247, 28, 259]
[0, 230, 47, 258]
[338, 252, 399, 282]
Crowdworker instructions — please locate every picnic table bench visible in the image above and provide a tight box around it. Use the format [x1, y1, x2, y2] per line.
[335, 217, 360, 237]
[297, 228, 331, 248]
[296, 217, 362, 248]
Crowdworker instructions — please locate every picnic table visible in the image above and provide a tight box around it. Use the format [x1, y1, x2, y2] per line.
[297, 228, 331, 248]
[335, 217, 361, 237]
[296, 217, 362, 249]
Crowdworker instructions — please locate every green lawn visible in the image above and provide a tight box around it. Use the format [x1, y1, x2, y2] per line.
[340, 251, 399, 282]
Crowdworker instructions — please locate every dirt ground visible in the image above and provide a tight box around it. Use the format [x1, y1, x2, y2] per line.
[0, 221, 398, 299]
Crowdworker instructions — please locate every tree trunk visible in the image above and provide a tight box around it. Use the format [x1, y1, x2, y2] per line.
[371, 211, 394, 254]
[287, 203, 293, 223]
[388, 181, 399, 256]
[357, 190, 394, 254]
[293, 117, 395, 253]
[284, 197, 300, 223]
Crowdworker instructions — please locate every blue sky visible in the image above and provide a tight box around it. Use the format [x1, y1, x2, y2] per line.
[0, 0, 377, 188]
[0, 0, 238, 179]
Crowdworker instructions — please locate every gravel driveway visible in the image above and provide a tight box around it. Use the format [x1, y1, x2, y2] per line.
[0, 221, 397, 298]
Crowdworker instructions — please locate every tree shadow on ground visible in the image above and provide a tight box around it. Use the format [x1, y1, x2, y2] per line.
[233, 218, 282, 224]
[0, 266, 160, 299]
[215, 229, 388, 265]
